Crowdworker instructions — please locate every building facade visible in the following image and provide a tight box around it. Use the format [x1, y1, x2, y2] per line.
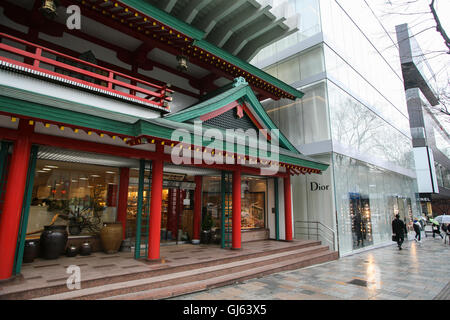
[396, 23, 450, 217]
[251, 0, 421, 256]
[0, 0, 330, 281]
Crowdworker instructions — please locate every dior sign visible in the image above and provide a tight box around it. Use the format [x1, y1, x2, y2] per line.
[311, 182, 329, 191]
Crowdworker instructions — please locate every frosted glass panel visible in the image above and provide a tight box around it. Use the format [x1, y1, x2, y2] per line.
[263, 81, 330, 146]
[333, 153, 421, 255]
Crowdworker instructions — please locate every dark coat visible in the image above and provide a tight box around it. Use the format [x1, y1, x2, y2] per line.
[392, 218, 407, 237]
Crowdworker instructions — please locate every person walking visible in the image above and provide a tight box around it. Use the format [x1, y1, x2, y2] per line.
[442, 223, 450, 245]
[413, 219, 422, 242]
[430, 217, 443, 239]
[392, 214, 407, 250]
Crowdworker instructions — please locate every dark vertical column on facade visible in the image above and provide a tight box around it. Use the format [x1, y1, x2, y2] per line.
[176, 189, 185, 242]
[232, 169, 242, 249]
[193, 176, 202, 244]
[274, 177, 280, 241]
[167, 188, 177, 239]
[134, 160, 145, 259]
[147, 144, 164, 260]
[117, 167, 130, 240]
[284, 174, 293, 241]
[0, 121, 33, 280]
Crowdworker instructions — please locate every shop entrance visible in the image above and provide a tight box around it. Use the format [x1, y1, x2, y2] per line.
[127, 167, 197, 253]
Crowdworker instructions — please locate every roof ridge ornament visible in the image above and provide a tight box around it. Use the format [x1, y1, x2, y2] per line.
[232, 77, 248, 87]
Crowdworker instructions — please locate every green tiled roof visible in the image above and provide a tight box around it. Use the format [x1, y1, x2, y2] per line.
[119, 0, 304, 99]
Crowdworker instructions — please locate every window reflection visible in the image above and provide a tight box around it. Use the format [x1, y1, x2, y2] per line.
[251, 0, 321, 65]
[30, 160, 119, 235]
[263, 81, 330, 145]
[328, 80, 414, 170]
[334, 153, 420, 255]
[349, 193, 373, 249]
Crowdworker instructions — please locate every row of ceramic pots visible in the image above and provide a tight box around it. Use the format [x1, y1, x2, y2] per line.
[23, 223, 123, 263]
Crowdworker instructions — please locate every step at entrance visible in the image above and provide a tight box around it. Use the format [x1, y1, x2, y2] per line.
[0, 240, 338, 300]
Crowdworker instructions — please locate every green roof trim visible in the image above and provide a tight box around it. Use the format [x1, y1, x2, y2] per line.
[137, 118, 328, 171]
[194, 40, 305, 99]
[0, 94, 328, 171]
[0, 95, 135, 136]
[119, 0, 205, 40]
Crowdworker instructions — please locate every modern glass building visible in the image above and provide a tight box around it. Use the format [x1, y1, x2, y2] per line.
[396, 23, 450, 216]
[251, 0, 421, 256]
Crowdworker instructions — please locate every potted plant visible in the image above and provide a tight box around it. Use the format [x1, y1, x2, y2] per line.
[201, 208, 213, 244]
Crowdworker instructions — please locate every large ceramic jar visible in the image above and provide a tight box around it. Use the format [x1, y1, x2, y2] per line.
[40, 225, 68, 259]
[100, 223, 123, 254]
[23, 239, 40, 263]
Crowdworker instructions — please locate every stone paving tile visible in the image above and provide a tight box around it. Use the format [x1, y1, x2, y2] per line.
[171, 238, 450, 301]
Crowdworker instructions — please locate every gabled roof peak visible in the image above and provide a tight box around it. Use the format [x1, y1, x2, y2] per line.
[165, 78, 301, 155]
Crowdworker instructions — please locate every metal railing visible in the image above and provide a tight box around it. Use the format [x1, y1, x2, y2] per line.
[0, 32, 173, 111]
[295, 220, 337, 252]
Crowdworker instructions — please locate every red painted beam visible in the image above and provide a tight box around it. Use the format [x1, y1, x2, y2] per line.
[0, 126, 19, 141]
[199, 101, 241, 121]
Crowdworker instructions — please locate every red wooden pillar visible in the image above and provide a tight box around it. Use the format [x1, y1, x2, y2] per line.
[284, 174, 293, 241]
[232, 169, 242, 250]
[193, 176, 202, 244]
[0, 122, 32, 280]
[147, 145, 164, 260]
[117, 167, 130, 240]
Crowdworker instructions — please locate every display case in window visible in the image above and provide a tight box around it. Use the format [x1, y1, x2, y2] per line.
[241, 192, 265, 229]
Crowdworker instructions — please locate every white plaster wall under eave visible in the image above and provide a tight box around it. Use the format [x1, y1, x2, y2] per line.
[0, 70, 162, 121]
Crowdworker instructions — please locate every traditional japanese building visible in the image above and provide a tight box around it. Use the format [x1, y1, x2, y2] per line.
[0, 0, 329, 281]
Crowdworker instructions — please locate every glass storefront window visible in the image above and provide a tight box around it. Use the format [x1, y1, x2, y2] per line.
[333, 153, 421, 255]
[29, 160, 119, 235]
[127, 170, 195, 242]
[349, 193, 373, 249]
[202, 175, 268, 232]
[202, 176, 223, 231]
[241, 176, 267, 229]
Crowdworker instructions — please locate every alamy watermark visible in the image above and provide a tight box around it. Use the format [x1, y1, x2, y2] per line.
[66, 265, 81, 290]
[66, 5, 81, 30]
[170, 121, 280, 176]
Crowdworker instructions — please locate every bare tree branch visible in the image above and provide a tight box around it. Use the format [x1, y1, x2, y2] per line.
[429, 0, 450, 53]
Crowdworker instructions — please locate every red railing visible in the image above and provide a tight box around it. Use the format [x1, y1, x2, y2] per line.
[0, 32, 173, 111]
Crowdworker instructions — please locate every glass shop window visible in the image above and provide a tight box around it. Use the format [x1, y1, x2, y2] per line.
[28, 160, 119, 236]
[202, 175, 268, 231]
[349, 193, 373, 249]
[241, 176, 267, 230]
[202, 176, 223, 230]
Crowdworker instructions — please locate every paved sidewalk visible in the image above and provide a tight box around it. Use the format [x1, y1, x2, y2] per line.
[171, 237, 450, 300]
